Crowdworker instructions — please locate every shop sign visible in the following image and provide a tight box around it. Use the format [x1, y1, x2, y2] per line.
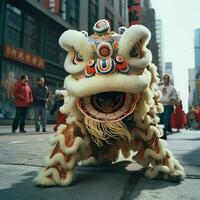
[45, 0, 60, 15]
[128, 0, 142, 26]
[3, 44, 45, 70]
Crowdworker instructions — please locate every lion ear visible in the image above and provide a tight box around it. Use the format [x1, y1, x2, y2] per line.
[59, 30, 92, 74]
[118, 25, 152, 68]
[59, 30, 90, 55]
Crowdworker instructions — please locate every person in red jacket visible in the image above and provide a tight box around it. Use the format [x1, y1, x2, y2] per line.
[194, 106, 200, 123]
[12, 74, 33, 133]
[170, 100, 186, 132]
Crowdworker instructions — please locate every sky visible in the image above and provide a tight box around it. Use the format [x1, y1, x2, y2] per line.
[150, 0, 200, 111]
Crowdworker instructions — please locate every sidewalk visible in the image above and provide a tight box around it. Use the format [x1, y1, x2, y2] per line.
[0, 124, 55, 135]
[0, 128, 199, 200]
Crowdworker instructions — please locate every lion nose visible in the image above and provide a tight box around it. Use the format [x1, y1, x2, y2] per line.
[95, 58, 116, 75]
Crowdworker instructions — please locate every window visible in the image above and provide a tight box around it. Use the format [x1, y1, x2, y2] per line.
[119, 0, 127, 21]
[23, 15, 39, 53]
[58, 47, 66, 65]
[105, 8, 114, 30]
[59, 0, 67, 20]
[46, 29, 59, 62]
[107, 0, 114, 6]
[5, 4, 22, 46]
[88, 0, 98, 34]
[46, 27, 66, 64]
[65, 0, 79, 27]
[5, 4, 39, 53]
[58, 0, 79, 27]
[46, 0, 73, 21]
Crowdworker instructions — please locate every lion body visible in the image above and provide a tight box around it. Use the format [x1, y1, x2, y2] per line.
[35, 20, 184, 186]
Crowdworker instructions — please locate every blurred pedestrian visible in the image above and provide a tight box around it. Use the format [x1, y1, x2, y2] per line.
[186, 106, 195, 129]
[158, 74, 178, 139]
[12, 74, 33, 133]
[32, 76, 49, 132]
[50, 94, 66, 132]
[170, 99, 186, 132]
[194, 106, 200, 124]
[2, 71, 16, 100]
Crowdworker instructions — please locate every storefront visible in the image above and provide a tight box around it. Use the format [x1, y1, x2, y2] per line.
[0, 0, 68, 123]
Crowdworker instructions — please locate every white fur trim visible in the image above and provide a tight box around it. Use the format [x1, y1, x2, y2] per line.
[59, 30, 92, 74]
[34, 168, 74, 186]
[34, 168, 57, 186]
[65, 69, 151, 97]
[119, 25, 152, 68]
[133, 95, 149, 122]
[79, 156, 98, 166]
[145, 165, 170, 179]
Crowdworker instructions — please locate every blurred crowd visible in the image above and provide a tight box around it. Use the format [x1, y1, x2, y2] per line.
[11, 74, 65, 133]
[7, 73, 200, 135]
[186, 106, 200, 130]
[158, 74, 200, 140]
[171, 102, 200, 131]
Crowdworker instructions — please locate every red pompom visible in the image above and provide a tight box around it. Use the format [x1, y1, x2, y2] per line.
[116, 61, 128, 71]
[85, 65, 96, 76]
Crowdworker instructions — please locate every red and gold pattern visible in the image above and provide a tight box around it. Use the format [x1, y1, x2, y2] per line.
[77, 93, 138, 123]
[35, 123, 89, 186]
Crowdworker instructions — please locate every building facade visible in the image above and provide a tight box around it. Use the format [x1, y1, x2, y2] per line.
[155, 19, 164, 77]
[140, 0, 159, 76]
[0, 0, 129, 122]
[128, 0, 142, 26]
[80, 0, 129, 34]
[188, 28, 200, 108]
[0, 0, 69, 121]
[194, 28, 200, 70]
[188, 68, 199, 108]
[127, 0, 160, 77]
[194, 28, 200, 106]
[164, 62, 174, 85]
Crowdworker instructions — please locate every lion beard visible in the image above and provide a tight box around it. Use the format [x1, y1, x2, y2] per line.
[84, 116, 131, 146]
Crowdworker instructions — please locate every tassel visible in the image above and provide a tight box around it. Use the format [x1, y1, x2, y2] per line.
[84, 117, 131, 146]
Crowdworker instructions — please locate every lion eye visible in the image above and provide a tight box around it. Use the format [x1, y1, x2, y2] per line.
[129, 46, 138, 57]
[76, 52, 83, 61]
[73, 52, 84, 64]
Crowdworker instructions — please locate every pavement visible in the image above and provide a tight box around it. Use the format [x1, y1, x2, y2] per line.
[0, 126, 200, 200]
[0, 125, 55, 135]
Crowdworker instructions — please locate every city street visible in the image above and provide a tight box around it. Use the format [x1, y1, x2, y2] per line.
[0, 0, 200, 199]
[0, 127, 200, 200]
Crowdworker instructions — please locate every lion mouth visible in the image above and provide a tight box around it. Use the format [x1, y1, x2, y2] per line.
[92, 92, 125, 113]
[77, 92, 138, 122]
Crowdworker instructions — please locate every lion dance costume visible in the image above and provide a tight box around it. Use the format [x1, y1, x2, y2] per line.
[35, 19, 185, 186]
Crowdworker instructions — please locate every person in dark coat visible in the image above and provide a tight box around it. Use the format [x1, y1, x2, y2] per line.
[12, 74, 33, 133]
[32, 76, 49, 132]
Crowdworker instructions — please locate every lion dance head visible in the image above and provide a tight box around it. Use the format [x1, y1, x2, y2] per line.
[35, 20, 185, 187]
